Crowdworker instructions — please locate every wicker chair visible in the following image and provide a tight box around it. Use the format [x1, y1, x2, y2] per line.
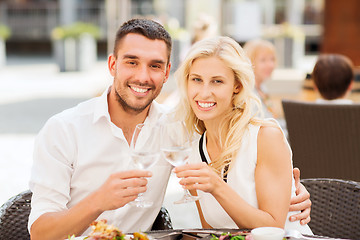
[282, 99, 360, 181]
[152, 206, 173, 230]
[301, 178, 360, 239]
[0, 190, 172, 240]
[0, 189, 32, 240]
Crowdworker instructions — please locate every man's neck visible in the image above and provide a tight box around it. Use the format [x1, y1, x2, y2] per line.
[107, 93, 151, 144]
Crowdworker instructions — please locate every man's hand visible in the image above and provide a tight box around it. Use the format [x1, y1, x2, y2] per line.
[30, 170, 152, 240]
[289, 167, 311, 225]
[94, 170, 152, 211]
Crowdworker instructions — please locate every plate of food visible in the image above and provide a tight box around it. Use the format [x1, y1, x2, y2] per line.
[210, 231, 251, 240]
[67, 219, 150, 240]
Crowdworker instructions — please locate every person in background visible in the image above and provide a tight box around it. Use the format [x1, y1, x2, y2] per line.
[172, 36, 312, 234]
[190, 14, 217, 45]
[312, 54, 354, 104]
[164, 13, 218, 108]
[243, 39, 277, 118]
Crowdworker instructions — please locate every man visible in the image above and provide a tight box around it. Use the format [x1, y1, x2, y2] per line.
[29, 19, 310, 240]
[29, 19, 172, 240]
[312, 54, 354, 104]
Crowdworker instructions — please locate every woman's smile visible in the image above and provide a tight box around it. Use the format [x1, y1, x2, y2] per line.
[187, 56, 237, 124]
[196, 101, 216, 110]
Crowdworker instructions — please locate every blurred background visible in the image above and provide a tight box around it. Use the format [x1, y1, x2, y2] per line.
[0, 0, 359, 229]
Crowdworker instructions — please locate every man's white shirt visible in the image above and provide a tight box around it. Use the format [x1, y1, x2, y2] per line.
[28, 87, 172, 235]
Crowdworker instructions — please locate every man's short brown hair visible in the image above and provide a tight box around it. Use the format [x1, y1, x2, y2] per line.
[312, 54, 354, 100]
[113, 18, 172, 66]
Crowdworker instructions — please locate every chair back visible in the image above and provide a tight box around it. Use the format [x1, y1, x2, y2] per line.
[0, 190, 32, 240]
[151, 206, 173, 230]
[301, 178, 360, 239]
[282, 99, 360, 181]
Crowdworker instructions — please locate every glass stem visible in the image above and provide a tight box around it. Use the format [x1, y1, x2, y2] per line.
[136, 192, 144, 201]
[183, 189, 193, 197]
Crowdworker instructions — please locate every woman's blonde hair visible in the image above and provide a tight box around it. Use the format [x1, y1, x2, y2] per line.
[243, 39, 277, 65]
[174, 36, 263, 175]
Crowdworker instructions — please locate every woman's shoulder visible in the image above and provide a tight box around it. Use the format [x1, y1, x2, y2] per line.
[257, 119, 286, 145]
[256, 119, 291, 160]
[248, 118, 280, 133]
[258, 124, 283, 141]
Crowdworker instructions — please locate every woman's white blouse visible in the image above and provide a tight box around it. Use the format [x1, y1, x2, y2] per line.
[189, 120, 312, 234]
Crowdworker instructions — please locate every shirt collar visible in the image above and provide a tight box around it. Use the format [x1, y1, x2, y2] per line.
[93, 85, 170, 125]
[144, 100, 169, 126]
[315, 98, 353, 104]
[93, 86, 111, 124]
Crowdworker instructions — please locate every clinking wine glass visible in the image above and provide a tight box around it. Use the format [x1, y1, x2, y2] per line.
[161, 121, 200, 204]
[129, 123, 161, 208]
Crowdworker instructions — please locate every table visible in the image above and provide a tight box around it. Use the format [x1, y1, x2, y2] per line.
[145, 229, 248, 240]
[144, 229, 345, 240]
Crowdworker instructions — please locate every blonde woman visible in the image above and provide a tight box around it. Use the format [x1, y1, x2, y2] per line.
[172, 36, 312, 234]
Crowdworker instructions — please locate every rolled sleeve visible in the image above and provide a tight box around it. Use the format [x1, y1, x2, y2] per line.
[28, 115, 76, 230]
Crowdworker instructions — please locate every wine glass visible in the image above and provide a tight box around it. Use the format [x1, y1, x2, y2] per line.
[160, 121, 200, 204]
[129, 123, 161, 208]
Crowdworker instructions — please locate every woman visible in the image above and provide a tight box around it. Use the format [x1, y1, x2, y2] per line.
[243, 39, 277, 118]
[173, 36, 312, 233]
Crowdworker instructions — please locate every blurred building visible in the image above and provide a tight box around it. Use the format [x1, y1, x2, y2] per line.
[0, 0, 156, 57]
[321, 0, 360, 67]
[0, 0, 359, 67]
[0, 0, 106, 56]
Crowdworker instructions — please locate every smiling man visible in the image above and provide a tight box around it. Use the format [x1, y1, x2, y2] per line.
[107, 32, 171, 142]
[28, 19, 173, 240]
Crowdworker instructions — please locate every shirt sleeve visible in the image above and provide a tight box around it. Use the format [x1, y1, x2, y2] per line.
[28, 114, 76, 231]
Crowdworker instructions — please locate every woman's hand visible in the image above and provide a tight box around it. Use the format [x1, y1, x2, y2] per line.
[173, 162, 224, 194]
[289, 167, 311, 225]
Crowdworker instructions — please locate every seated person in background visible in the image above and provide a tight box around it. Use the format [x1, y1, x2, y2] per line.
[164, 13, 217, 107]
[312, 54, 354, 104]
[243, 39, 289, 136]
[243, 39, 277, 118]
[172, 36, 312, 234]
